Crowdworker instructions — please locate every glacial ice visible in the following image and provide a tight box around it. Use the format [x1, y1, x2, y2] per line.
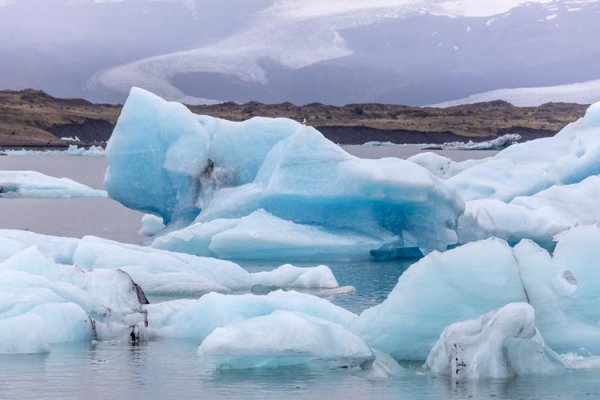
[449, 102, 600, 201]
[151, 209, 398, 261]
[442, 133, 522, 151]
[407, 152, 466, 179]
[0, 246, 147, 353]
[459, 175, 600, 248]
[352, 238, 527, 360]
[138, 214, 165, 237]
[0, 171, 106, 198]
[66, 145, 105, 156]
[424, 303, 563, 380]
[145, 290, 357, 340]
[197, 310, 374, 370]
[0, 230, 343, 296]
[106, 88, 464, 259]
[354, 225, 600, 359]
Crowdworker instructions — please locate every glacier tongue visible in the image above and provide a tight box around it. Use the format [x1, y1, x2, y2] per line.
[105, 88, 464, 260]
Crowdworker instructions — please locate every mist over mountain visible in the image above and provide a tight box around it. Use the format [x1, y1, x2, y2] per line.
[1, 0, 599, 106]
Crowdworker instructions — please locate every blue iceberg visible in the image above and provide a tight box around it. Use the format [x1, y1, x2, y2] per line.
[105, 88, 464, 260]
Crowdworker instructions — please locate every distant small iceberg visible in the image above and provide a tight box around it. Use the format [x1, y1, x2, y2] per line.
[441, 133, 522, 150]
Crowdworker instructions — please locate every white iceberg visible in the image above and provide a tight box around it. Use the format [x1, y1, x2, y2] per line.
[0, 230, 344, 296]
[424, 303, 563, 380]
[138, 214, 165, 237]
[353, 226, 600, 359]
[105, 88, 464, 260]
[352, 238, 527, 360]
[407, 152, 466, 179]
[442, 133, 522, 151]
[66, 145, 105, 156]
[0, 246, 148, 353]
[145, 290, 357, 340]
[0, 171, 106, 198]
[152, 209, 397, 261]
[459, 175, 600, 248]
[197, 310, 374, 370]
[449, 103, 600, 202]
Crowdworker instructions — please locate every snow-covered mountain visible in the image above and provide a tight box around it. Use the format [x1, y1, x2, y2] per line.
[1, 0, 599, 105]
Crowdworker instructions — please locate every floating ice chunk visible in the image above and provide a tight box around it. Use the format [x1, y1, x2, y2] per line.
[424, 303, 563, 380]
[152, 209, 397, 261]
[0, 171, 106, 198]
[449, 103, 600, 201]
[0, 230, 344, 296]
[362, 141, 395, 147]
[197, 310, 373, 370]
[0, 246, 148, 352]
[458, 176, 600, 248]
[560, 353, 600, 369]
[355, 227, 600, 360]
[146, 290, 356, 340]
[138, 214, 165, 237]
[352, 238, 527, 360]
[252, 264, 338, 289]
[107, 88, 464, 258]
[442, 134, 521, 150]
[407, 152, 465, 179]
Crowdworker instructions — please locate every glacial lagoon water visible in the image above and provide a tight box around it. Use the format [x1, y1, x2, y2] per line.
[2, 147, 598, 400]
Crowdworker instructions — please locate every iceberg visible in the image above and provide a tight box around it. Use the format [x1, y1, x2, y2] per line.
[0, 246, 148, 353]
[0, 171, 106, 198]
[442, 133, 522, 151]
[66, 145, 105, 156]
[145, 290, 357, 340]
[424, 303, 563, 380]
[449, 103, 600, 202]
[352, 238, 527, 360]
[105, 88, 464, 259]
[353, 226, 600, 359]
[138, 214, 165, 237]
[459, 175, 600, 248]
[0, 230, 344, 296]
[197, 310, 374, 370]
[407, 152, 466, 179]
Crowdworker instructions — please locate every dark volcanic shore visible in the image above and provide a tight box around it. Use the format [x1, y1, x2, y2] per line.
[0, 89, 589, 147]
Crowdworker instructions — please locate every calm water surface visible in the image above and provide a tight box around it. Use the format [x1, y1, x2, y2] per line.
[1, 150, 597, 400]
